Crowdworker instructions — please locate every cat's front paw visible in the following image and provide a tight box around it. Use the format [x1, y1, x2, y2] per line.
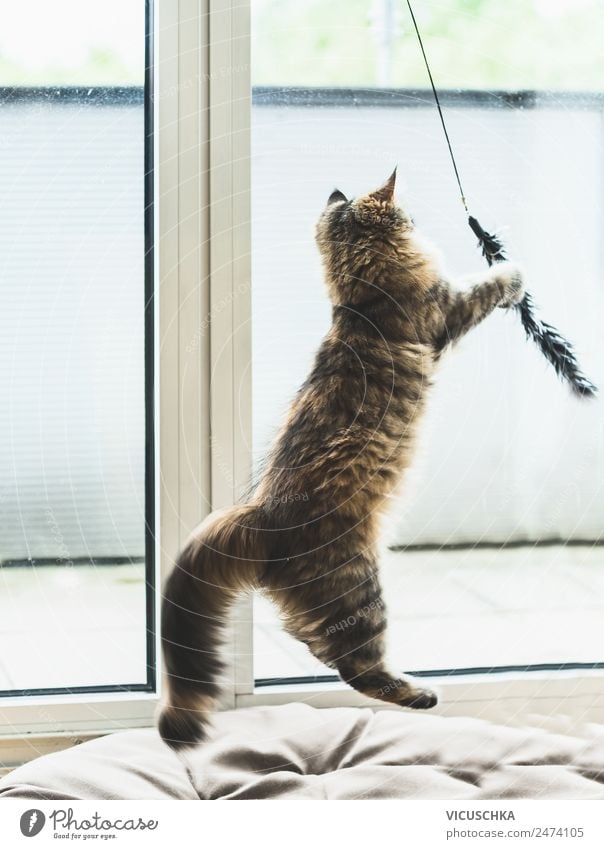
[497, 264, 525, 308]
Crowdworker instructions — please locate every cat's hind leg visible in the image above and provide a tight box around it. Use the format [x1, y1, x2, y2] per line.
[270, 553, 438, 710]
[333, 611, 439, 711]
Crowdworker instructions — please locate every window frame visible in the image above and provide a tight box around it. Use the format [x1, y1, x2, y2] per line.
[0, 83, 155, 701]
[0, 0, 253, 767]
[0, 3, 157, 765]
[2, 0, 604, 771]
[0, 0, 160, 764]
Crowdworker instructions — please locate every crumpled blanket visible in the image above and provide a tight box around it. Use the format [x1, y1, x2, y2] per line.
[1, 703, 603, 800]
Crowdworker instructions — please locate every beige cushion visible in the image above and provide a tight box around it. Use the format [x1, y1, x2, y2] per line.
[1, 704, 603, 800]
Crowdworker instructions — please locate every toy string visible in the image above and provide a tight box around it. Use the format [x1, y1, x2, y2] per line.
[404, 0, 597, 398]
[404, 0, 468, 214]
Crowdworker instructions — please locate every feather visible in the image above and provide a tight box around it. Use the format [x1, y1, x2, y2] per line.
[468, 216, 597, 399]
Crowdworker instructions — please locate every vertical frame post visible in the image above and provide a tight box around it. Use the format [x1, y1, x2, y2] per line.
[209, 0, 253, 703]
[158, 0, 253, 706]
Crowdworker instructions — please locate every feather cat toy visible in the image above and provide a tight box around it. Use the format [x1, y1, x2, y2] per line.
[406, 0, 597, 398]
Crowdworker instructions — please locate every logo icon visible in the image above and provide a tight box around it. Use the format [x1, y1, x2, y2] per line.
[19, 810, 46, 837]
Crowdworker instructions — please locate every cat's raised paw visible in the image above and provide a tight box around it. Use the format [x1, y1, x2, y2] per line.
[497, 265, 525, 308]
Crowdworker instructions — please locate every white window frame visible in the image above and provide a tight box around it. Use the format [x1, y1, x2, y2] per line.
[0, 0, 208, 766]
[2, 0, 603, 771]
[0, 0, 254, 770]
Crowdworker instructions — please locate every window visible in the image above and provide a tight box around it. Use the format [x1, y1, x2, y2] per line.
[2, 0, 603, 764]
[0, 1, 154, 697]
[250, 0, 604, 688]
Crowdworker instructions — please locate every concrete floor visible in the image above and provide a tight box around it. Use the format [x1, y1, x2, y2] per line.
[0, 564, 147, 691]
[0, 545, 602, 691]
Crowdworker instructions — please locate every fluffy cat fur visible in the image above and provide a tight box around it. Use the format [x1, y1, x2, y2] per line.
[159, 169, 524, 749]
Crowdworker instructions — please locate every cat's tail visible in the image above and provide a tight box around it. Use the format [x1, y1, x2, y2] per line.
[158, 504, 265, 750]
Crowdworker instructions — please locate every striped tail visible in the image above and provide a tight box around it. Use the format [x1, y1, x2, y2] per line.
[158, 504, 265, 749]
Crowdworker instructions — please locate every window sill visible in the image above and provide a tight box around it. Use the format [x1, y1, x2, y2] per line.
[0, 692, 158, 769]
[2, 670, 602, 769]
[237, 669, 604, 731]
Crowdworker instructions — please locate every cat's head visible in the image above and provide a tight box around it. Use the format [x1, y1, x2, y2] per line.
[315, 169, 415, 303]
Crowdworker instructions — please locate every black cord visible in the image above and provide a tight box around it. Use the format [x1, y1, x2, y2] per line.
[405, 0, 468, 213]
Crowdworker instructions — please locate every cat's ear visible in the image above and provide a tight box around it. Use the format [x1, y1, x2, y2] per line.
[327, 189, 348, 205]
[370, 168, 397, 204]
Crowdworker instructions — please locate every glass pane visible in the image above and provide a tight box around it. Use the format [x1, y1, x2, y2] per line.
[251, 0, 604, 681]
[0, 0, 150, 691]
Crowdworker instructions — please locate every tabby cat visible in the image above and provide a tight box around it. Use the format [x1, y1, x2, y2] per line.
[159, 169, 524, 749]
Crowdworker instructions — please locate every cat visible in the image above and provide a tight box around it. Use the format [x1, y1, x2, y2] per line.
[158, 169, 524, 749]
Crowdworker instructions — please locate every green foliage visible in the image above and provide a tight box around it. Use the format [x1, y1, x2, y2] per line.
[253, 0, 378, 87]
[1, 0, 601, 90]
[0, 48, 142, 87]
[252, 0, 604, 90]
